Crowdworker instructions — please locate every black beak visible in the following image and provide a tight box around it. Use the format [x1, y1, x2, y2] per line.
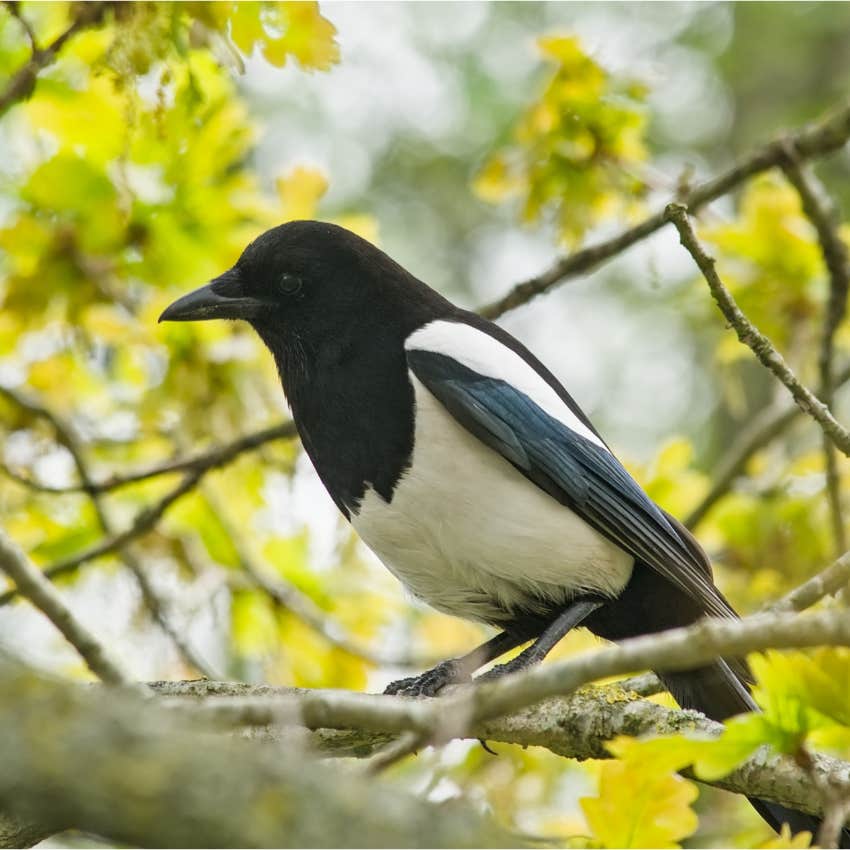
[158, 268, 263, 323]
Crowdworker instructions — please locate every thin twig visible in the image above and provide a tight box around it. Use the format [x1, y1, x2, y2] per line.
[482, 101, 850, 318]
[0, 2, 109, 116]
[781, 151, 850, 555]
[770, 549, 850, 614]
[363, 730, 425, 774]
[819, 793, 850, 849]
[203, 485, 432, 670]
[122, 552, 222, 679]
[665, 203, 850, 458]
[613, 671, 662, 697]
[686, 362, 850, 529]
[0, 528, 129, 684]
[468, 608, 850, 725]
[0, 421, 298, 494]
[4, 2, 38, 50]
[794, 745, 850, 849]
[0, 389, 223, 677]
[0, 469, 203, 606]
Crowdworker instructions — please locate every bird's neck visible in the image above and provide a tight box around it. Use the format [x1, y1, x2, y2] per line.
[258, 323, 418, 519]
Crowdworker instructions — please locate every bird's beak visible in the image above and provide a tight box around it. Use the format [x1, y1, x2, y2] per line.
[158, 268, 264, 323]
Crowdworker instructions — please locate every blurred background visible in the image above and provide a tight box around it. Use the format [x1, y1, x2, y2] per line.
[1, 2, 849, 846]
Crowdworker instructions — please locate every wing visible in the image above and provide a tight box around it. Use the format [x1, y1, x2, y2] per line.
[405, 328, 733, 620]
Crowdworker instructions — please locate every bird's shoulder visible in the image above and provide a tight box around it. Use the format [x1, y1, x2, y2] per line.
[404, 312, 608, 450]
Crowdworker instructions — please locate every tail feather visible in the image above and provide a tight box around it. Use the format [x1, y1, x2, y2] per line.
[659, 661, 850, 847]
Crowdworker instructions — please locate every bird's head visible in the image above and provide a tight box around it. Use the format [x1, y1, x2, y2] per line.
[159, 220, 447, 367]
[160, 220, 381, 326]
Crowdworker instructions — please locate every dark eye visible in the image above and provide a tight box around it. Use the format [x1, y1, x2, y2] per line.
[277, 273, 302, 295]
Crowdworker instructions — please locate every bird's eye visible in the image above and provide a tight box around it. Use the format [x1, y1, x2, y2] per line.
[277, 273, 303, 296]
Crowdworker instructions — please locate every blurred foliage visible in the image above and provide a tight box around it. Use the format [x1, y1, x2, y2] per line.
[474, 34, 648, 245]
[0, 3, 849, 848]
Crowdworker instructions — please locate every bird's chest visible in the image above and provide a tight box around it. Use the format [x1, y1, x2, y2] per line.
[350, 377, 633, 625]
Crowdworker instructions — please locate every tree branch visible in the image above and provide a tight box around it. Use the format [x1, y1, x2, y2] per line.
[0, 385, 222, 677]
[665, 203, 850, 458]
[0, 420, 298, 494]
[781, 151, 850, 555]
[152, 607, 850, 748]
[0, 528, 129, 684]
[147, 673, 850, 820]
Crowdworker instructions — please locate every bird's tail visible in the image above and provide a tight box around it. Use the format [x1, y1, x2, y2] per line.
[660, 660, 850, 846]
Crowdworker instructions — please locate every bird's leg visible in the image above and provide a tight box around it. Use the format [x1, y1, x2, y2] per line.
[383, 629, 534, 697]
[476, 597, 604, 682]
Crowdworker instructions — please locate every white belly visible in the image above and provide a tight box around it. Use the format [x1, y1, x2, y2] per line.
[351, 377, 634, 624]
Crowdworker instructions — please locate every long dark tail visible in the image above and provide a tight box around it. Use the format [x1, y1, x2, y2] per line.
[661, 658, 850, 846]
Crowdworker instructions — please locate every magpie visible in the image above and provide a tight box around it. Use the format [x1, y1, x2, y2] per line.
[161, 220, 846, 843]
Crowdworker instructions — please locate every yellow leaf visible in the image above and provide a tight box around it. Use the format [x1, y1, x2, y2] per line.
[757, 823, 813, 848]
[474, 32, 647, 243]
[581, 756, 698, 848]
[472, 155, 520, 202]
[231, 589, 277, 655]
[276, 165, 328, 220]
[333, 213, 379, 244]
[263, 2, 339, 71]
[215, 1, 339, 70]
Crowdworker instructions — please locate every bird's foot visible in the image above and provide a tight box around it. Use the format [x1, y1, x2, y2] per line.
[475, 653, 535, 683]
[383, 659, 470, 697]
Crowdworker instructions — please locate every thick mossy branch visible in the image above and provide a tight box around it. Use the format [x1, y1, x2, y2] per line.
[148, 678, 850, 819]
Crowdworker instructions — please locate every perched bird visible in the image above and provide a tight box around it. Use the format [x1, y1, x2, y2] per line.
[161, 220, 842, 842]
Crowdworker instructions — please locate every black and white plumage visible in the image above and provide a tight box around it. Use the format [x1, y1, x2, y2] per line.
[160, 220, 843, 843]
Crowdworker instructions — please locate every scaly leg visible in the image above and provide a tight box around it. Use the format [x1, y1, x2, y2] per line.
[476, 597, 604, 681]
[384, 628, 536, 697]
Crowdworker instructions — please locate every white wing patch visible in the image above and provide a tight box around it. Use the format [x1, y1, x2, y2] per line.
[405, 320, 607, 450]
